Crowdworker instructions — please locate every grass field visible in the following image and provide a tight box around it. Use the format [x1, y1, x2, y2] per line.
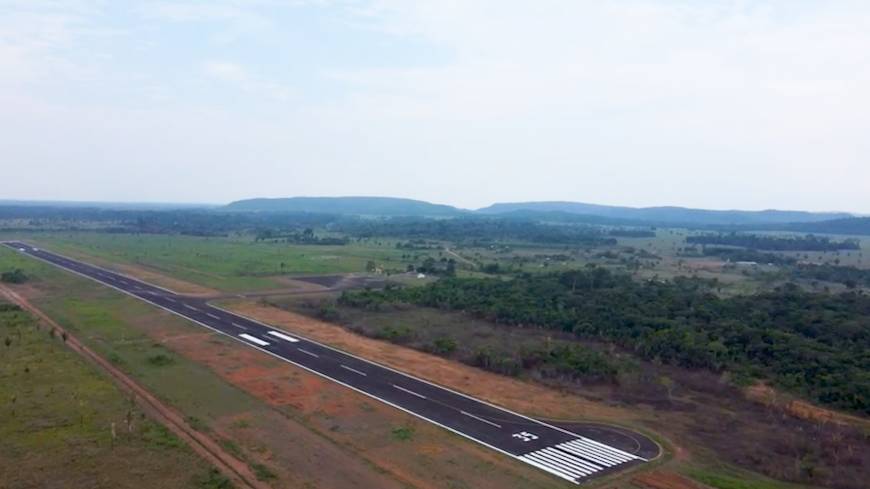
[12, 232, 413, 292]
[0, 301, 228, 489]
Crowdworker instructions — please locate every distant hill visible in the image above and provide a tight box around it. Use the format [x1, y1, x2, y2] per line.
[224, 197, 463, 217]
[476, 201, 851, 225]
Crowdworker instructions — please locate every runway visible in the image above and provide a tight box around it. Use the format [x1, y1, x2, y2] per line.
[3, 241, 656, 485]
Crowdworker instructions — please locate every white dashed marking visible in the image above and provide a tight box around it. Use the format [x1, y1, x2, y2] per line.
[393, 385, 426, 399]
[341, 365, 367, 376]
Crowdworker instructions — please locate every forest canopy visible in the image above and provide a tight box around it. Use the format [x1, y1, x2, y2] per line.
[340, 269, 870, 416]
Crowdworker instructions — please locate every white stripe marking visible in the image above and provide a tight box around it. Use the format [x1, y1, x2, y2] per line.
[298, 348, 319, 358]
[527, 452, 586, 478]
[165, 298, 177, 303]
[571, 439, 630, 464]
[232, 322, 248, 330]
[520, 455, 578, 482]
[560, 441, 616, 467]
[565, 442, 620, 467]
[460, 411, 502, 428]
[541, 448, 599, 474]
[267, 331, 300, 343]
[239, 334, 269, 346]
[576, 437, 638, 461]
[207, 313, 220, 320]
[341, 365, 367, 376]
[393, 385, 426, 399]
[549, 448, 602, 473]
[184, 304, 198, 312]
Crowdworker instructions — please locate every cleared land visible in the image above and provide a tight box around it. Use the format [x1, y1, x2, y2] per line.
[0, 299, 228, 489]
[22, 233, 409, 292]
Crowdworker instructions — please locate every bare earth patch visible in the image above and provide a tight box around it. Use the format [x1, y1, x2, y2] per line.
[224, 301, 634, 422]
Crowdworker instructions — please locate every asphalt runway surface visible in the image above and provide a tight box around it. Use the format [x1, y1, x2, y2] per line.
[4, 241, 660, 485]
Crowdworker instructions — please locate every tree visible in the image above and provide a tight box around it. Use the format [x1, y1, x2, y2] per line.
[366, 260, 377, 272]
[3, 337, 10, 362]
[845, 279, 858, 290]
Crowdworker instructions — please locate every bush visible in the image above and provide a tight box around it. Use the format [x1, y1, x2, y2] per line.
[0, 269, 28, 284]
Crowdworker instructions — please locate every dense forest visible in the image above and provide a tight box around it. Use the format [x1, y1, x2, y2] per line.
[340, 270, 870, 416]
[333, 217, 618, 246]
[700, 247, 797, 266]
[687, 233, 860, 251]
[791, 264, 870, 289]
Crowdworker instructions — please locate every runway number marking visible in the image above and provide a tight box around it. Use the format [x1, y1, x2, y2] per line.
[513, 431, 539, 442]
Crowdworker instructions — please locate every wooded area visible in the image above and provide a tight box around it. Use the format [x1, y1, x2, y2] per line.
[687, 233, 860, 251]
[340, 270, 870, 416]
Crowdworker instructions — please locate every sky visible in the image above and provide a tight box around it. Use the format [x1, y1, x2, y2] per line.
[1, 1, 869, 212]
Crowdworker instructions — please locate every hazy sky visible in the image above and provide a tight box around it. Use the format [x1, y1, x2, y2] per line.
[2, 1, 869, 212]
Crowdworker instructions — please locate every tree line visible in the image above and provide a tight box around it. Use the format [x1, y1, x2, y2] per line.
[687, 232, 861, 251]
[340, 269, 870, 415]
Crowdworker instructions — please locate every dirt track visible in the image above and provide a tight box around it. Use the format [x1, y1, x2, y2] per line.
[0, 284, 269, 489]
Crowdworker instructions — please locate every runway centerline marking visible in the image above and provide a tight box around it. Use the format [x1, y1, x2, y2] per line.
[184, 304, 198, 311]
[165, 298, 177, 303]
[232, 323, 248, 331]
[239, 334, 269, 346]
[393, 385, 426, 399]
[341, 365, 367, 376]
[298, 348, 319, 358]
[267, 331, 300, 343]
[207, 313, 220, 320]
[461, 411, 502, 428]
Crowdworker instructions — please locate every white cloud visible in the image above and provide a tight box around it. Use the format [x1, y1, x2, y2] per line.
[203, 60, 295, 101]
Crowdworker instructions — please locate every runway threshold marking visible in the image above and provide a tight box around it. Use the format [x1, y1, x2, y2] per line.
[393, 385, 426, 399]
[298, 348, 319, 358]
[341, 365, 367, 376]
[232, 322, 248, 331]
[267, 331, 300, 343]
[461, 411, 502, 428]
[239, 334, 269, 346]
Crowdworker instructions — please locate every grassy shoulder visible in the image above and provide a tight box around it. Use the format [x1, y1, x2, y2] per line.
[0, 302, 229, 489]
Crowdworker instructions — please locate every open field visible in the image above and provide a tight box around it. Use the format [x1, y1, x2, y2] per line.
[0, 245, 578, 489]
[0, 300, 226, 489]
[10, 232, 411, 292]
